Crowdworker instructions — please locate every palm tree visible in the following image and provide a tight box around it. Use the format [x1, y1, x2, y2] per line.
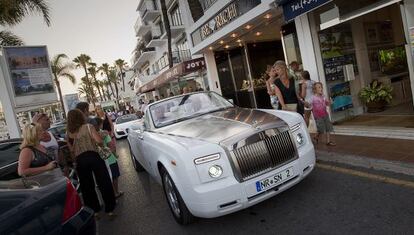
[108, 68, 120, 105]
[78, 77, 95, 104]
[0, 0, 51, 46]
[160, 0, 173, 68]
[88, 64, 104, 102]
[114, 59, 127, 91]
[73, 54, 96, 106]
[50, 54, 76, 118]
[99, 63, 117, 99]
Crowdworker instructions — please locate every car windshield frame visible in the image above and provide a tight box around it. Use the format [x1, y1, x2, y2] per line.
[115, 114, 138, 124]
[148, 92, 234, 128]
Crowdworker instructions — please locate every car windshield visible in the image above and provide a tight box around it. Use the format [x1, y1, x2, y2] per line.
[149, 92, 234, 128]
[116, 114, 138, 124]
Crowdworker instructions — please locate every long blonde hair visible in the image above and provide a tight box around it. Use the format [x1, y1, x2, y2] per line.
[20, 123, 42, 149]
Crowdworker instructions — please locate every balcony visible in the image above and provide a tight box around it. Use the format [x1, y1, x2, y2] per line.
[146, 27, 166, 48]
[138, 0, 160, 22]
[160, 25, 185, 40]
[132, 47, 156, 69]
[171, 50, 192, 64]
[134, 16, 151, 36]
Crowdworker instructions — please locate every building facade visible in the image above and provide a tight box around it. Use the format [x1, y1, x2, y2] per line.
[132, 0, 208, 102]
[184, 0, 414, 131]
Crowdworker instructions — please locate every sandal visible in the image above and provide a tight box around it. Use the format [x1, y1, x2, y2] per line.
[326, 142, 336, 146]
[115, 191, 124, 199]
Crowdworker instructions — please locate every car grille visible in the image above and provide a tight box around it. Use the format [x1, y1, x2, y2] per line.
[231, 130, 297, 181]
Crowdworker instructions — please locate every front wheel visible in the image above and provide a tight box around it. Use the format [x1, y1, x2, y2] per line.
[160, 167, 194, 225]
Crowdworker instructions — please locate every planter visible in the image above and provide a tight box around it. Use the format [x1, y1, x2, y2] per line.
[366, 100, 386, 113]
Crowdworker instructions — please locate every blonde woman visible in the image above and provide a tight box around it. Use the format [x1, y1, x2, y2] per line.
[273, 60, 303, 112]
[18, 123, 57, 176]
[265, 65, 283, 109]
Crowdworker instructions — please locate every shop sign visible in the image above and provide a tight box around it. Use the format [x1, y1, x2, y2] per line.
[138, 58, 206, 94]
[183, 57, 206, 73]
[282, 0, 331, 22]
[191, 0, 261, 46]
[200, 3, 238, 40]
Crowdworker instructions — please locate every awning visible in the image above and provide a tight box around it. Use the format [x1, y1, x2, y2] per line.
[138, 57, 206, 94]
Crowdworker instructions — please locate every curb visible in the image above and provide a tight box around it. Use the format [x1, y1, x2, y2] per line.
[316, 150, 414, 177]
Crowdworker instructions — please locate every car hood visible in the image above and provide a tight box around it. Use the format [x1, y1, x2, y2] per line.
[115, 120, 140, 129]
[156, 107, 287, 144]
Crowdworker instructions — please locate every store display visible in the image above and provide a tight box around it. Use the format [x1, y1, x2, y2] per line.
[329, 82, 353, 112]
[378, 46, 408, 75]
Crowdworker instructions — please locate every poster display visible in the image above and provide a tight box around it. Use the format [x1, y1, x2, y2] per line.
[2, 46, 57, 108]
[63, 93, 79, 113]
[329, 82, 353, 112]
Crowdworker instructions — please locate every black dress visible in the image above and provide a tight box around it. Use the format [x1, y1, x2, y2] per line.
[102, 115, 112, 133]
[274, 78, 299, 109]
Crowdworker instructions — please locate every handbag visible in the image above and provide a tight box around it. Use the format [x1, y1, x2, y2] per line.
[86, 125, 112, 160]
[96, 145, 112, 160]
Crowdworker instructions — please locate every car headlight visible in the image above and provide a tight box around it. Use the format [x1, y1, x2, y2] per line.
[116, 128, 123, 132]
[296, 133, 304, 145]
[208, 165, 223, 178]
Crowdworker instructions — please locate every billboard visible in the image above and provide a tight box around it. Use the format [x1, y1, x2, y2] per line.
[1, 46, 57, 109]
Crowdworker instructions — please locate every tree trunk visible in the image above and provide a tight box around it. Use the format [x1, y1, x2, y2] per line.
[83, 66, 96, 107]
[120, 69, 125, 92]
[54, 77, 66, 119]
[160, 0, 173, 68]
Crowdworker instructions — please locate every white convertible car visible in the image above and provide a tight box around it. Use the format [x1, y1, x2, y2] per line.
[127, 91, 315, 224]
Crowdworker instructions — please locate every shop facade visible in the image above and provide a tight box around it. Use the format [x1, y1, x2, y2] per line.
[277, 0, 414, 127]
[187, 0, 289, 109]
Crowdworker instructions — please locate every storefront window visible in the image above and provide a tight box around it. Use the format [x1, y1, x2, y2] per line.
[312, 3, 412, 124]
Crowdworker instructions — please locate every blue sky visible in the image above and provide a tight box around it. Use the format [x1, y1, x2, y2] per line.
[3, 0, 138, 95]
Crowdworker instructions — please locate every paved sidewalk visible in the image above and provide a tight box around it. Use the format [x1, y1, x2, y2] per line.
[313, 134, 414, 164]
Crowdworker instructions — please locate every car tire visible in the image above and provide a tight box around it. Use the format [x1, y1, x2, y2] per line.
[160, 167, 195, 225]
[128, 142, 145, 172]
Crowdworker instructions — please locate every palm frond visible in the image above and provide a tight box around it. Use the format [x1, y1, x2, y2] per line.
[0, 0, 51, 27]
[0, 30, 24, 46]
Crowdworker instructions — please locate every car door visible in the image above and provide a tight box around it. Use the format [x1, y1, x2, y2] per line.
[0, 140, 21, 180]
[128, 121, 149, 171]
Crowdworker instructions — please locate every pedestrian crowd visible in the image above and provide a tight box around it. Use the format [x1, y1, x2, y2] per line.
[17, 101, 125, 220]
[265, 60, 336, 146]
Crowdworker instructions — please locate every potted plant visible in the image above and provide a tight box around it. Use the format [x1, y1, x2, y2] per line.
[359, 80, 393, 113]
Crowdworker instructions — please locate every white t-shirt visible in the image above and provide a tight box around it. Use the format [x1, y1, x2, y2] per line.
[40, 131, 59, 160]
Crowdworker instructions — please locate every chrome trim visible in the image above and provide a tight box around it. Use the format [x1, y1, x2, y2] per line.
[229, 129, 298, 182]
[194, 154, 220, 165]
[290, 123, 301, 132]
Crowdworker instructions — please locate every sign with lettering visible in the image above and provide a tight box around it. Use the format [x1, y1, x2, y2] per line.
[200, 3, 238, 40]
[282, 0, 331, 22]
[138, 58, 206, 94]
[191, 0, 261, 46]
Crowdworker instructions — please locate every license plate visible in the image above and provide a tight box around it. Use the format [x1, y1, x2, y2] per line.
[255, 167, 294, 192]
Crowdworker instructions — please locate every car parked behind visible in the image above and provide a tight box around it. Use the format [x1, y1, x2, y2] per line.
[0, 139, 95, 234]
[114, 114, 140, 139]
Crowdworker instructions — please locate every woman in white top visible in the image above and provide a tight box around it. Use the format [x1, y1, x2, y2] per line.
[265, 65, 283, 109]
[300, 71, 315, 127]
[32, 113, 59, 161]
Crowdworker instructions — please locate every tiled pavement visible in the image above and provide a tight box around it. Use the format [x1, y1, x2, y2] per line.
[312, 134, 414, 164]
